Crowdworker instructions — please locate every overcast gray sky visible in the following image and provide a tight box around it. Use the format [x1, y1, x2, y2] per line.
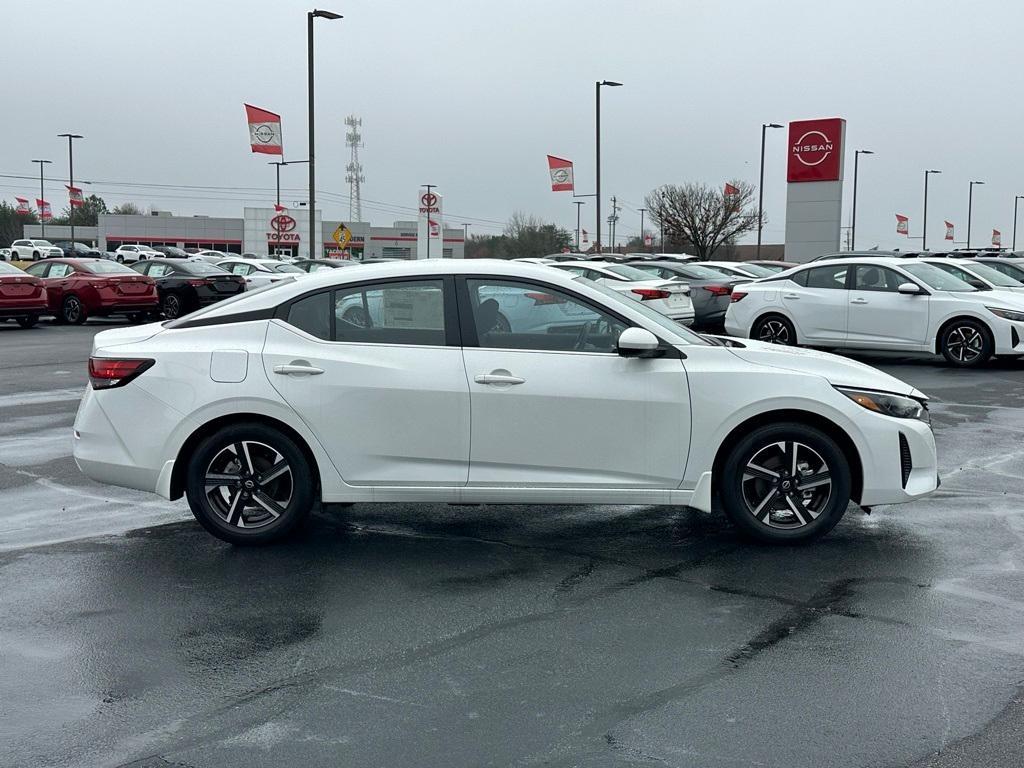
[4, 0, 1021, 249]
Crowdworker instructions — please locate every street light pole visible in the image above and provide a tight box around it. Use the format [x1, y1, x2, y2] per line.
[1011, 196, 1019, 250]
[31, 159, 52, 239]
[757, 123, 783, 260]
[922, 169, 941, 251]
[851, 150, 874, 250]
[307, 9, 342, 260]
[638, 207, 646, 251]
[968, 180, 985, 249]
[57, 133, 83, 242]
[595, 80, 622, 254]
[462, 222, 470, 257]
[573, 201, 584, 251]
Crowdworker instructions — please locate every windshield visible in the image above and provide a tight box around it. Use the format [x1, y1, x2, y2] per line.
[961, 262, 1023, 287]
[604, 264, 662, 281]
[753, 263, 787, 273]
[901, 262, 977, 291]
[579, 277, 710, 346]
[679, 264, 736, 280]
[737, 263, 776, 277]
[34, 240, 53, 247]
[271, 263, 303, 273]
[84, 261, 137, 274]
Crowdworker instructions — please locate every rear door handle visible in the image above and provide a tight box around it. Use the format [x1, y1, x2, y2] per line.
[474, 373, 525, 385]
[850, 298, 868, 305]
[274, 363, 324, 376]
[782, 293, 799, 299]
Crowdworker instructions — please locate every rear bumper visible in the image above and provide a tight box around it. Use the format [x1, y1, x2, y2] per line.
[92, 300, 159, 315]
[0, 305, 47, 317]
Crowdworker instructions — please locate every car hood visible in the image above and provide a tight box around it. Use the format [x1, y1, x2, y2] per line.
[723, 339, 925, 398]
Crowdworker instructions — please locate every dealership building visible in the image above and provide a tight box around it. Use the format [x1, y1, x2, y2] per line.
[25, 207, 466, 260]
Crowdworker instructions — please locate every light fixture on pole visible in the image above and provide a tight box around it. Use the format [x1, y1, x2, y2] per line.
[850, 150, 874, 250]
[31, 159, 52, 239]
[922, 169, 941, 250]
[757, 123, 783, 260]
[307, 9, 342, 259]
[595, 80, 622, 253]
[268, 159, 309, 209]
[57, 133, 83, 242]
[1014, 196, 1024, 252]
[968, 180, 985, 249]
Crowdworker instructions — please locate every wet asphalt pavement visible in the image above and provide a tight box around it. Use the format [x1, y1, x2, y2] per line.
[1, 321, 1024, 768]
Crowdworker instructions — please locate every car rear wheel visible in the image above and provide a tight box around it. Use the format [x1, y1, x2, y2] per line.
[116, 255, 124, 263]
[16, 316, 38, 329]
[185, 423, 314, 545]
[719, 423, 851, 544]
[751, 314, 796, 346]
[939, 319, 993, 368]
[32, 251, 40, 261]
[61, 295, 87, 325]
[161, 293, 183, 319]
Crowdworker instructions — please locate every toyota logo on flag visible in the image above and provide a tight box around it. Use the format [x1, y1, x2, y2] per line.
[271, 214, 296, 233]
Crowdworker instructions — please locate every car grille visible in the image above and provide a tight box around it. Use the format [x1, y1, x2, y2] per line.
[899, 433, 912, 488]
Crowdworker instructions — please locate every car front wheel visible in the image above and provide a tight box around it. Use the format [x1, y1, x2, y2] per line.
[161, 293, 183, 319]
[719, 423, 851, 544]
[751, 314, 796, 346]
[62, 295, 87, 325]
[939, 319, 993, 368]
[185, 423, 314, 545]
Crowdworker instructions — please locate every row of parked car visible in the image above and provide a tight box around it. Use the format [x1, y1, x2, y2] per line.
[0, 239, 301, 265]
[0, 255, 363, 327]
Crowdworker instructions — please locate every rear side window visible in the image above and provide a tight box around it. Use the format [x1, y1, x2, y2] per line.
[335, 280, 446, 346]
[287, 291, 332, 340]
[790, 270, 809, 286]
[805, 265, 848, 289]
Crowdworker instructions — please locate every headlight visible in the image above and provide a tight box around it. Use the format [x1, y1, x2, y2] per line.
[836, 387, 929, 423]
[986, 306, 1024, 322]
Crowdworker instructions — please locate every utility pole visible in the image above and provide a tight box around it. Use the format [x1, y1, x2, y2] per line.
[609, 196, 620, 253]
[573, 201, 584, 251]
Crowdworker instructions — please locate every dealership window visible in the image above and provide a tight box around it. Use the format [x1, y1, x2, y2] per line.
[334, 280, 445, 346]
[804, 265, 849, 290]
[465, 279, 626, 354]
[381, 247, 412, 260]
[443, 248, 453, 258]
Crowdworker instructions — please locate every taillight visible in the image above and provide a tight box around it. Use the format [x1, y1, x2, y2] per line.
[187, 279, 207, 287]
[731, 291, 748, 303]
[92, 280, 110, 289]
[703, 284, 732, 296]
[631, 288, 671, 300]
[524, 291, 564, 305]
[88, 358, 154, 390]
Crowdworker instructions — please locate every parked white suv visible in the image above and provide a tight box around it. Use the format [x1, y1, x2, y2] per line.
[10, 239, 63, 261]
[114, 244, 163, 263]
[724, 256, 1024, 367]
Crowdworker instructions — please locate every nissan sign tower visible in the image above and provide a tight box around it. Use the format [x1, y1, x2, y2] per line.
[784, 117, 847, 262]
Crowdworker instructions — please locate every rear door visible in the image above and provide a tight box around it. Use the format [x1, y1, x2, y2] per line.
[782, 263, 851, 343]
[263, 277, 470, 486]
[846, 265, 929, 347]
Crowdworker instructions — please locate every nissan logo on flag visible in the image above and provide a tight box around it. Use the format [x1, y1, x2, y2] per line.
[547, 155, 574, 193]
[271, 214, 297, 233]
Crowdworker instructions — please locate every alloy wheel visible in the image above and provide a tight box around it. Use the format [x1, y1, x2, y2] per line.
[757, 319, 791, 345]
[204, 441, 293, 529]
[64, 297, 82, 323]
[741, 440, 832, 528]
[945, 325, 984, 364]
[163, 294, 181, 319]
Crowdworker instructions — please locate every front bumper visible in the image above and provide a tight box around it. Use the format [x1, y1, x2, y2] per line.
[858, 416, 938, 506]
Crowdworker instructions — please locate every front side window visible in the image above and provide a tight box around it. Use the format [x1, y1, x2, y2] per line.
[148, 264, 169, 278]
[48, 263, 72, 278]
[805, 265, 849, 289]
[466, 279, 627, 353]
[852, 265, 905, 292]
[334, 280, 446, 346]
[228, 263, 251, 276]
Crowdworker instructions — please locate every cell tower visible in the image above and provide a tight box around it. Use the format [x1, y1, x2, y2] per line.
[344, 115, 365, 222]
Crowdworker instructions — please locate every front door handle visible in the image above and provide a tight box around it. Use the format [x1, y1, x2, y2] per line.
[783, 293, 799, 299]
[850, 298, 868, 305]
[474, 372, 525, 386]
[274, 363, 324, 376]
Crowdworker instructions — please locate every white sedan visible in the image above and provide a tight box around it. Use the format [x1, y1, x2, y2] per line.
[918, 258, 1024, 293]
[701, 261, 778, 279]
[550, 261, 695, 325]
[724, 256, 1024, 367]
[215, 258, 305, 288]
[73, 259, 937, 546]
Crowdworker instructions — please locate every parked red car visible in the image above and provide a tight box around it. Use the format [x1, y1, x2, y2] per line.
[0, 261, 48, 328]
[24, 258, 159, 324]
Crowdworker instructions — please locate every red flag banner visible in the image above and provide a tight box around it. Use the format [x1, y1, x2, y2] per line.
[67, 185, 84, 207]
[724, 182, 740, 196]
[546, 155, 574, 192]
[274, 203, 286, 212]
[36, 199, 52, 220]
[945, 221, 954, 241]
[15, 196, 30, 215]
[244, 104, 283, 155]
[895, 214, 909, 235]
[581, 229, 589, 244]
[992, 229, 1002, 246]
[644, 234, 653, 246]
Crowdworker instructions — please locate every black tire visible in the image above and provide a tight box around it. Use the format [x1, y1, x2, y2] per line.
[492, 312, 511, 333]
[719, 422, 851, 544]
[32, 251, 41, 262]
[751, 314, 797, 346]
[161, 292, 183, 319]
[185, 422, 314, 545]
[939, 318, 993, 368]
[62, 295, 87, 325]
[16, 316, 38, 329]
[116, 255, 124, 263]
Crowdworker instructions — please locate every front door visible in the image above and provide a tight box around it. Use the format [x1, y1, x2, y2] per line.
[263, 277, 470, 486]
[458, 277, 690, 488]
[846, 264, 930, 347]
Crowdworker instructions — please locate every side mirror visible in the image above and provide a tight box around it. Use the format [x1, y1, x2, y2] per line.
[897, 282, 923, 295]
[617, 327, 662, 358]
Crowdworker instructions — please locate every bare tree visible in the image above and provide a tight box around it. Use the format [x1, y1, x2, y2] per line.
[110, 202, 143, 215]
[645, 181, 759, 260]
